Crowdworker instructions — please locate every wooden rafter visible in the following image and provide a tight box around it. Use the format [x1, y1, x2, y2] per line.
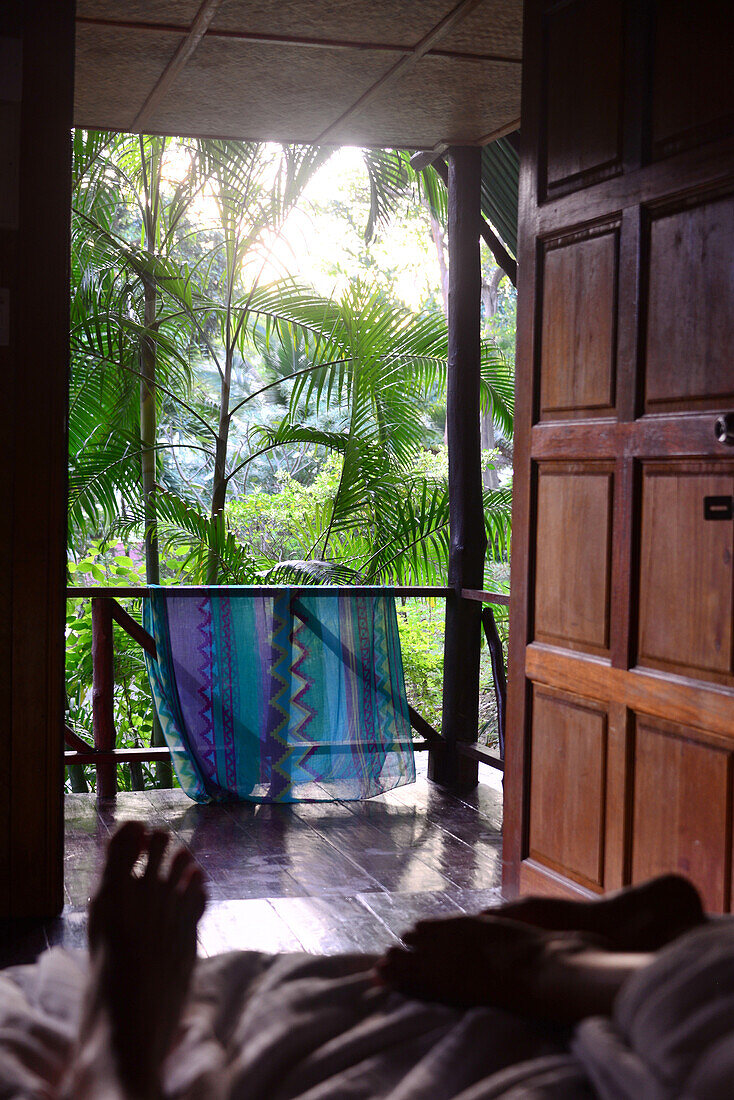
[314, 0, 489, 144]
[76, 16, 522, 65]
[131, 0, 225, 131]
[477, 116, 522, 147]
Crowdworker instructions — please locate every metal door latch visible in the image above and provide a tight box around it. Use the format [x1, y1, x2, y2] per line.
[703, 495, 734, 520]
[714, 413, 734, 445]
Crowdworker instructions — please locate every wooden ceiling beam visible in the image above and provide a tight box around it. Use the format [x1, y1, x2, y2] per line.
[76, 15, 522, 65]
[477, 116, 521, 147]
[313, 0, 490, 144]
[130, 0, 225, 132]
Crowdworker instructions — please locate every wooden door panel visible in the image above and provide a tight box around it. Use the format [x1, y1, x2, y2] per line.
[543, 0, 623, 195]
[540, 227, 618, 419]
[638, 467, 734, 682]
[505, 0, 734, 910]
[645, 194, 734, 411]
[651, 1, 734, 161]
[528, 687, 607, 889]
[631, 716, 732, 912]
[534, 468, 612, 653]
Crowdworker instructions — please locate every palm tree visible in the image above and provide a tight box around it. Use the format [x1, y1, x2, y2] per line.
[152, 278, 513, 587]
[69, 135, 514, 584]
[67, 134, 515, 795]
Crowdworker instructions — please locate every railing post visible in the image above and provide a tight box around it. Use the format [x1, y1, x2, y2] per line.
[91, 597, 116, 799]
[430, 145, 486, 789]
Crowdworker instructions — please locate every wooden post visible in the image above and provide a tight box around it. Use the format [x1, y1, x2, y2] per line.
[430, 146, 486, 788]
[0, 0, 73, 917]
[92, 598, 117, 799]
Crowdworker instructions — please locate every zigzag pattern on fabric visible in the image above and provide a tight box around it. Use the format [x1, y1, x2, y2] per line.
[217, 595, 239, 791]
[152, 676, 205, 799]
[264, 593, 294, 799]
[288, 610, 318, 777]
[144, 595, 208, 802]
[145, 590, 414, 804]
[195, 596, 215, 778]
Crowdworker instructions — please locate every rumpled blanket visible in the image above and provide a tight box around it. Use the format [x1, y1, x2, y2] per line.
[0, 948, 583, 1099]
[3, 922, 734, 1099]
[574, 921, 734, 1100]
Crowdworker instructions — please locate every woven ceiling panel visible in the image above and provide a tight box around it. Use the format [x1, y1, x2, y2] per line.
[73, 0, 523, 147]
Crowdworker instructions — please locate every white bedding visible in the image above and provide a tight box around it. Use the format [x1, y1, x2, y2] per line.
[0, 947, 586, 1099]
[3, 923, 734, 1099]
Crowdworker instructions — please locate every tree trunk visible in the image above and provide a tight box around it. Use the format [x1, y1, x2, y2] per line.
[206, 345, 232, 584]
[429, 212, 449, 317]
[480, 267, 505, 490]
[141, 281, 160, 585]
[481, 413, 499, 490]
[481, 266, 504, 322]
[140, 278, 172, 786]
[67, 764, 89, 793]
[128, 761, 145, 789]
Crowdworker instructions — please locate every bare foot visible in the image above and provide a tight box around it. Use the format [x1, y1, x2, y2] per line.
[376, 914, 564, 1010]
[68, 822, 207, 1100]
[376, 914, 650, 1024]
[492, 875, 706, 951]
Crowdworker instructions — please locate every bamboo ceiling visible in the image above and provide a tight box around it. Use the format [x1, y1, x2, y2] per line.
[74, 0, 522, 149]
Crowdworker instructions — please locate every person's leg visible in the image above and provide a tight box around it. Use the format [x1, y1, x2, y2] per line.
[493, 874, 706, 951]
[60, 821, 207, 1100]
[377, 876, 707, 1019]
[377, 915, 654, 1023]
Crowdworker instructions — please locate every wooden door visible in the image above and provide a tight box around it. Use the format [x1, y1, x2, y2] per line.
[504, 0, 734, 911]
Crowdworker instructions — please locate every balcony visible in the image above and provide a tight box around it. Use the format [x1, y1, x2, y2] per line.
[4, 756, 503, 967]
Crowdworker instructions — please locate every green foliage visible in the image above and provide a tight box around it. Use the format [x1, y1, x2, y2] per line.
[228, 454, 341, 564]
[395, 596, 508, 748]
[66, 132, 516, 791]
[69, 132, 514, 588]
[396, 601, 445, 731]
[485, 282, 517, 370]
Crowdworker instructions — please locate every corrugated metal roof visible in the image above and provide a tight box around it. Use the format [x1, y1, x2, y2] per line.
[480, 133, 519, 258]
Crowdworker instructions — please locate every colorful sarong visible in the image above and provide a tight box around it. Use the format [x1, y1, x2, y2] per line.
[143, 588, 415, 803]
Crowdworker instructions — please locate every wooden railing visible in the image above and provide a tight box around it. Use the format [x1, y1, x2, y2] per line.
[65, 585, 509, 797]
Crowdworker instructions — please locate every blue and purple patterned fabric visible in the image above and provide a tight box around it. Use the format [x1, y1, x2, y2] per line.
[143, 588, 415, 803]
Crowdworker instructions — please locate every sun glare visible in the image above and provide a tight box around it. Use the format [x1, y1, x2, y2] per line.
[158, 140, 439, 311]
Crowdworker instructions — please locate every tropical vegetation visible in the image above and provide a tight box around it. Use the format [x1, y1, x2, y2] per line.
[66, 131, 515, 791]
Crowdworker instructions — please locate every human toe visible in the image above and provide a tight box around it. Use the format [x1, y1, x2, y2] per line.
[103, 821, 148, 884]
[143, 829, 170, 880]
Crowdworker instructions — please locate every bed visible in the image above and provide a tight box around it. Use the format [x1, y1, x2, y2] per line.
[2, 922, 733, 1098]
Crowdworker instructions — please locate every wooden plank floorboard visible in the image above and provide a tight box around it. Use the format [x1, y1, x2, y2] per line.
[197, 899, 303, 956]
[269, 895, 399, 955]
[1, 762, 504, 965]
[357, 888, 480, 939]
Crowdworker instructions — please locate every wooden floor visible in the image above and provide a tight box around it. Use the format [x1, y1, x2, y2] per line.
[2, 758, 503, 966]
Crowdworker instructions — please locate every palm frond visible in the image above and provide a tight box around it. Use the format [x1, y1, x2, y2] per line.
[258, 559, 363, 585]
[361, 148, 411, 243]
[480, 344, 514, 437]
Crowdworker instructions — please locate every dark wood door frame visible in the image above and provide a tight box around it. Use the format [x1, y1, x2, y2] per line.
[0, 0, 74, 919]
